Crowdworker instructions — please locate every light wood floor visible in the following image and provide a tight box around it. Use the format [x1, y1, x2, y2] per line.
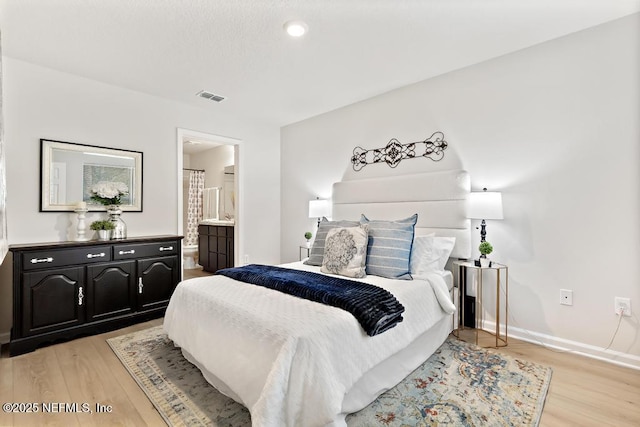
[1, 309, 639, 426]
[182, 266, 212, 280]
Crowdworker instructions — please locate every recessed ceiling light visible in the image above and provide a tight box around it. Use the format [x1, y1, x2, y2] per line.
[284, 20, 308, 37]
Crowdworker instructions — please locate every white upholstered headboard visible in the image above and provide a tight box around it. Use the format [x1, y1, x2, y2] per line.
[331, 170, 471, 259]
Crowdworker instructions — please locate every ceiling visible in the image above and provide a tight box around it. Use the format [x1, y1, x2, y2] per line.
[1, 0, 639, 128]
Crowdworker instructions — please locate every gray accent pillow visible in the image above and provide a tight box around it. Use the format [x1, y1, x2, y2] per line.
[304, 217, 359, 266]
[321, 225, 369, 278]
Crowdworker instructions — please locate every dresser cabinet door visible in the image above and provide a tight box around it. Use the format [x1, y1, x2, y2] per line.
[136, 256, 179, 311]
[86, 261, 136, 322]
[22, 267, 85, 336]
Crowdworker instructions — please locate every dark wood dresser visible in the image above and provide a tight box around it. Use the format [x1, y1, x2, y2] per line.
[9, 235, 183, 356]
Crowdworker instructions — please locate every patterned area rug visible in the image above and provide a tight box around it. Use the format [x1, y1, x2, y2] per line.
[107, 326, 552, 427]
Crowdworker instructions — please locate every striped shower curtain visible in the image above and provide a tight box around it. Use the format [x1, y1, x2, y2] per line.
[185, 170, 205, 246]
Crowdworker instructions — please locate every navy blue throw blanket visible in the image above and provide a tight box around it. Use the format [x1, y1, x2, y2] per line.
[215, 264, 405, 336]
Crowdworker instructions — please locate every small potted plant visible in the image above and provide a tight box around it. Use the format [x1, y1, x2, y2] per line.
[478, 241, 493, 267]
[90, 220, 115, 240]
[304, 231, 313, 248]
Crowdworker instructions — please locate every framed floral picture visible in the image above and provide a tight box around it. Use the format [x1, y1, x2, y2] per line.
[82, 165, 134, 206]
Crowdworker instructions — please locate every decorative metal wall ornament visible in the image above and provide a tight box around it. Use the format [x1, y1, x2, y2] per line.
[351, 131, 448, 171]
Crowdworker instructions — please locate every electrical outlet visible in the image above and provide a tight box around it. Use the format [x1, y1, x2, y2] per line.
[560, 289, 573, 306]
[614, 297, 631, 317]
[243, 254, 249, 265]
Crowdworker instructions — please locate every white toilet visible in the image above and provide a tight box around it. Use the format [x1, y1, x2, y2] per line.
[183, 245, 199, 269]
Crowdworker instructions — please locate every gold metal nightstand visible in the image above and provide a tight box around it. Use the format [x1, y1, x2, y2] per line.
[453, 260, 508, 347]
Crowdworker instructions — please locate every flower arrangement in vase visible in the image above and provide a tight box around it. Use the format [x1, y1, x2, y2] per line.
[89, 181, 129, 239]
[89, 181, 129, 206]
[304, 231, 313, 248]
[478, 241, 493, 267]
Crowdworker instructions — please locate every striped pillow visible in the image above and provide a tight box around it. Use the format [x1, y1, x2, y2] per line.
[303, 217, 359, 266]
[360, 214, 418, 280]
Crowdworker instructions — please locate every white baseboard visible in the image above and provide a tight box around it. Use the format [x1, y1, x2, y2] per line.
[481, 320, 640, 370]
[0, 332, 9, 345]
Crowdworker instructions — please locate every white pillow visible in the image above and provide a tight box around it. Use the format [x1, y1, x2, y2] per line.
[410, 235, 456, 275]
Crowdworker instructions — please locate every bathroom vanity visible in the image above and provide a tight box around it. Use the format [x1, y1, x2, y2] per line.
[198, 221, 234, 273]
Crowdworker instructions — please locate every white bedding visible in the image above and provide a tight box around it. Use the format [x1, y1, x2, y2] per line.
[163, 262, 455, 427]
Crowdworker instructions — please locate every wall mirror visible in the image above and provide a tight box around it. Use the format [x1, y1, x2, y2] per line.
[40, 139, 143, 212]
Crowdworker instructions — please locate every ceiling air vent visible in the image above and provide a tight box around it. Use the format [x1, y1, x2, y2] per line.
[196, 90, 226, 102]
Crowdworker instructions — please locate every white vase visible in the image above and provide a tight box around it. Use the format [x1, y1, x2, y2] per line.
[97, 229, 111, 241]
[480, 257, 490, 267]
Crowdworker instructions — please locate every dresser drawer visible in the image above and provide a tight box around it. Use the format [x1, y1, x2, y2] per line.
[113, 241, 178, 260]
[22, 247, 112, 271]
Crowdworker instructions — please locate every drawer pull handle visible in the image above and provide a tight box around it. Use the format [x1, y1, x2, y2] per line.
[78, 287, 84, 306]
[119, 250, 136, 255]
[86, 252, 106, 259]
[138, 278, 143, 294]
[30, 257, 54, 264]
[159, 246, 174, 252]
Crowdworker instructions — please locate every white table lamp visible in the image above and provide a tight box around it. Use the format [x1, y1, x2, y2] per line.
[309, 198, 331, 227]
[468, 188, 503, 242]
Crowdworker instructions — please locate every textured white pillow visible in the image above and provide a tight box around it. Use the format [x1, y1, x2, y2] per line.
[410, 235, 456, 275]
[304, 217, 359, 266]
[321, 225, 369, 278]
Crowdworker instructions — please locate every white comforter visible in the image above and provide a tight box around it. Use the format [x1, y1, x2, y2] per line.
[163, 262, 455, 427]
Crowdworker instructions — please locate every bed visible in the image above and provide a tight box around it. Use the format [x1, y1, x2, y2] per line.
[163, 170, 471, 427]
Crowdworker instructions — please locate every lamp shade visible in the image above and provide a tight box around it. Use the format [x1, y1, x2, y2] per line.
[468, 191, 503, 220]
[309, 199, 331, 219]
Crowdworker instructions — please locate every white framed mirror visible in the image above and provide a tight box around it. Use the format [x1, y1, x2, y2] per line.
[40, 139, 143, 212]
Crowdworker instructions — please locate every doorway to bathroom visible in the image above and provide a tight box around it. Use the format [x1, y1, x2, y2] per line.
[176, 128, 240, 280]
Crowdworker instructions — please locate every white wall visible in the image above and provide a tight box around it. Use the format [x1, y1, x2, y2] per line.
[281, 14, 640, 366]
[190, 145, 234, 191]
[0, 58, 281, 341]
[186, 145, 235, 222]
